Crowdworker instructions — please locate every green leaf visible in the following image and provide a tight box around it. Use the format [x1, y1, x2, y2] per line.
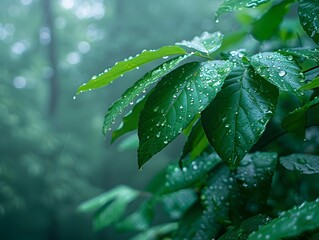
[300, 76, 319, 90]
[117, 133, 139, 151]
[250, 52, 305, 94]
[77, 46, 187, 93]
[112, 97, 147, 142]
[164, 153, 221, 194]
[202, 67, 278, 168]
[282, 96, 319, 138]
[251, 1, 289, 41]
[162, 189, 198, 219]
[219, 214, 272, 240]
[77, 185, 139, 213]
[180, 119, 209, 160]
[280, 153, 319, 174]
[176, 31, 224, 55]
[102, 54, 193, 134]
[216, 0, 271, 18]
[230, 152, 277, 222]
[130, 223, 178, 240]
[247, 199, 319, 239]
[137, 61, 233, 168]
[298, 0, 319, 44]
[279, 48, 319, 64]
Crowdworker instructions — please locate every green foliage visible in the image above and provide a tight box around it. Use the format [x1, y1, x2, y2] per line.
[78, 0, 319, 239]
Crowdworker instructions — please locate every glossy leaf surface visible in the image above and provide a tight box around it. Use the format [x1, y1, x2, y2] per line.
[280, 153, 319, 174]
[138, 61, 233, 168]
[251, 52, 304, 94]
[202, 67, 278, 168]
[77, 46, 187, 93]
[279, 48, 319, 64]
[298, 0, 319, 44]
[176, 31, 223, 55]
[103, 54, 193, 134]
[248, 199, 319, 239]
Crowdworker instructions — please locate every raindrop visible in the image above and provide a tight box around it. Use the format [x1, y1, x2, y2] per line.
[278, 70, 286, 77]
[72, 96, 76, 100]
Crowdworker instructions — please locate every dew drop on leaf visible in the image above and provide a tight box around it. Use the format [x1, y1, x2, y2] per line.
[278, 70, 286, 77]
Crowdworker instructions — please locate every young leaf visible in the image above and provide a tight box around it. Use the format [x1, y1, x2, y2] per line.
[180, 119, 209, 160]
[250, 52, 305, 94]
[282, 96, 319, 138]
[299, 76, 319, 90]
[111, 97, 147, 142]
[137, 61, 233, 168]
[202, 67, 278, 168]
[219, 214, 272, 240]
[77, 46, 187, 93]
[280, 153, 319, 174]
[279, 48, 319, 64]
[251, 1, 290, 41]
[216, 0, 271, 18]
[102, 54, 193, 135]
[298, 0, 319, 44]
[176, 31, 224, 55]
[247, 199, 319, 240]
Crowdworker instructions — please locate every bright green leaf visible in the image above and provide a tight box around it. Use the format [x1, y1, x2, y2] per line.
[300, 76, 319, 90]
[137, 61, 233, 168]
[216, 0, 271, 18]
[77, 46, 187, 93]
[247, 199, 319, 239]
[250, 52, 305, 94]
[176, 31, 224, 55]
[102, 54, 193, 134]
[280, 153, 319, 174]
[130, 223, 178, 240]
[298, 0, 319, 44]
[219, 214, 272, 240]
[202, 67, 278, 168]
[282, 96, 319, 138]
[252, 1, 290, 41]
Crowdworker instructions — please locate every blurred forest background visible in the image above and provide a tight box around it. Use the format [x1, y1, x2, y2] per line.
[0, 0, 228, 239]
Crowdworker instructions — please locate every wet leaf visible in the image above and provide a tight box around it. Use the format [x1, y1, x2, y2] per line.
[102, 54, 193, 134]
[138, 61, 233, 168]
[202, 67, 278, 168]
[252, 1, 290, 41]
[282, 96, 319, 138]
[280, 153, 319, 174]
[299, 76, 319, 90]
[77, 46, 187, 93]
[216, 0, 270, 18]
[250, 52, 305, 95]
[279, 48, 319, 64]
[247, 199, 319, 239]
[219, 214, 272, 240]
[176, 31, 224, 55]
[298, 0, 319, 44]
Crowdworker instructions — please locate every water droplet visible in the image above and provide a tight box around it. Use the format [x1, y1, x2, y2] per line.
[278, 70, 286, 77]
[72, 96, 76, 100]
[287, 55, 293, 61]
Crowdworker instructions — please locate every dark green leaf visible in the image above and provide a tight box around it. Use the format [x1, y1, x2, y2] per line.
[250, 52, 305, 94]
[162, 189, 198, 219]
[112, 97, 147, 143]
[138, 61, 233, 168]
[252, 1, 289, 41]
[279, 48, 319, 64]
[280, 153, 319, 174]
[180, 119, 209, 160]
[176, 31, 223, 55]
[202, 67, 278, 168]
[77, 46, 187, 93]
[282, 96, 319, 138]
[300, 76, 319, 90]
[164, 153, 221, 194]
[216, 0, 271, 18]
[102, 54, 193, 134]
[247, 199, 319, 239]
[219, 214, 272, 240]
[298, 0, 319, 44]
[130, 223, 178, 240]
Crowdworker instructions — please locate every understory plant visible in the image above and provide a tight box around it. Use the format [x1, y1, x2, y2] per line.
[77, 0, 319, 239]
